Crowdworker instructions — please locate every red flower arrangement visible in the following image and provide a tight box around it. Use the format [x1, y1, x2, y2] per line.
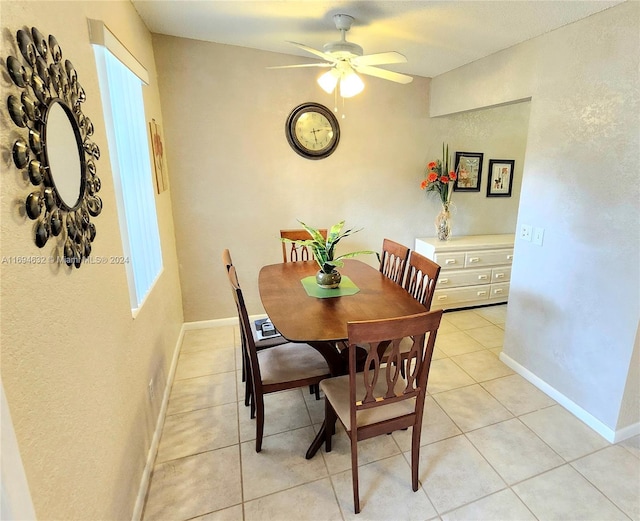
[420, 144, 457, 205]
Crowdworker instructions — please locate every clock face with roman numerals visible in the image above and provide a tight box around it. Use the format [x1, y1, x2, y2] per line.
[286, 103, 340, 160]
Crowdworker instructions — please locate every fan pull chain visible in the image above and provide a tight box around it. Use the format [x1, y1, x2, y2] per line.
[332, 90, 347, 119]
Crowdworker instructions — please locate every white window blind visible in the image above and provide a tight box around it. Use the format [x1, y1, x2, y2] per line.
[92, 27, 162, 313]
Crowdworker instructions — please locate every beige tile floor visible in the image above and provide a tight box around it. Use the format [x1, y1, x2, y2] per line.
[142, 305, 640, 521]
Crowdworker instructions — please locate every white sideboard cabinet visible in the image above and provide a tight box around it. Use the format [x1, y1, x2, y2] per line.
[415, 234, 515, 310]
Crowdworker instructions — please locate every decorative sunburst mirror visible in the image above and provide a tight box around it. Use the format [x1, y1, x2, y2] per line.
[6, 27, 102, 268]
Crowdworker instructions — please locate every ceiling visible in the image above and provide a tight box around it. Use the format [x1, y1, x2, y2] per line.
[131, 1, 624, 79]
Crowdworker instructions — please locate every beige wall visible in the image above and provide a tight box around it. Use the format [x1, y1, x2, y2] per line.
[153, 35, 530, 322]
[1, 1, 183, 519]
[431, 1, 639, 437]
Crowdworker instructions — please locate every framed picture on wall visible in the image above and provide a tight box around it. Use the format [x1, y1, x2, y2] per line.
[454, 152, 483, 192]
[487, 159, 515, 197]
[149, 119, 168, 194]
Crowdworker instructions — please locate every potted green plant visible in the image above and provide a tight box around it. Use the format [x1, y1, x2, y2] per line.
[282, 220, 377, 288]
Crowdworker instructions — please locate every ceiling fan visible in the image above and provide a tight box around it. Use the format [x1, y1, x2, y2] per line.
[268, 14, 413, 98]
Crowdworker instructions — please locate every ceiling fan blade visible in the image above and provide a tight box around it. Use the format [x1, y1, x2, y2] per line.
[351, 51, 407, 67]
[353, 65, 414, 84]
[287, 41, 337, 63]
[267, 63, 333, 69]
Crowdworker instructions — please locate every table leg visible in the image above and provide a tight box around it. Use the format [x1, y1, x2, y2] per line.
[306, 422, 325, 459]
[305, 341, 345, 459]
[304, 342, 367, 459]
[307, 341, 345, 375]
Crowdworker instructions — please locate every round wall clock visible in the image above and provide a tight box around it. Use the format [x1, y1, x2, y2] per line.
[285, 102, 340, 160]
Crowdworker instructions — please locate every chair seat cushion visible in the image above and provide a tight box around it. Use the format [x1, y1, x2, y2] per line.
[258, 343, 330, 385]
[320, 373, 415, 431]
[358, 336, 417, 360]
[382, 336, 416, 357]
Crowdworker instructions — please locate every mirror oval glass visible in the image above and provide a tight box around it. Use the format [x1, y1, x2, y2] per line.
[45, 101, 84, 209]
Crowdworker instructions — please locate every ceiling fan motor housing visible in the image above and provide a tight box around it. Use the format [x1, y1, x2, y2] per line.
[333, 14, 354, 30]
[322, 40, 363, 58]
[324, 14, 363, 58]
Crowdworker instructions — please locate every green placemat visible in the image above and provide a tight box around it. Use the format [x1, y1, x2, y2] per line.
[301, 275, 360, 298]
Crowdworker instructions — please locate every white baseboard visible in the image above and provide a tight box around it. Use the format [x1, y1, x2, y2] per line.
[183, 314, 268, 330]
[613, 421, 640, 443]
[499, 352, 640, 443]
[131, 324, 186, 521]
[183, 317, 238, 329]
[132, 314, 271, 519]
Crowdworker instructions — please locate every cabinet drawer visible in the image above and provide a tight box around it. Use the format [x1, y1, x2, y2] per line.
[491, 266, 512, 283]
[434, 252, 466, 269]
[489, 282, 510, 299]
[464, 248, 514, 268]
[432, 285, 491, 308]
[437, 268, 492, 289]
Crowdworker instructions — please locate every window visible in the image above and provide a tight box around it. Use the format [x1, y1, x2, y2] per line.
[91, 21, 162, 313]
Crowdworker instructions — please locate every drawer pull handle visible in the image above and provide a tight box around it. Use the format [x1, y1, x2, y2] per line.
[445, 259, 457, 265]
[494, 289, 504, 294]
[507, 255, 513, 260]
[469, 257, 480, 263]
[478, 275, 488, 280]
[437, 296, 448, 301]
[440, 278, 449, 284]
[477, 291, 488, 296]
[495, 273, 504, 279]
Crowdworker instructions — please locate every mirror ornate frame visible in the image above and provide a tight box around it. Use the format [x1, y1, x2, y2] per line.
[6, 27, 102, 268]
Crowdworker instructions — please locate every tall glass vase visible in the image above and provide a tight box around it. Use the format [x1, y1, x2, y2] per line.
[435, 203, 452, 241]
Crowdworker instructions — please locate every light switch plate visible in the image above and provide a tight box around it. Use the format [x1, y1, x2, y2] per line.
[533, 227, 544, 246]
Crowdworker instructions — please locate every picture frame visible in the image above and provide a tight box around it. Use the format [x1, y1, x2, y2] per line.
[149, 119, 168, 194]
[454, 152, 483, 192]
[487, 159, 515, 197]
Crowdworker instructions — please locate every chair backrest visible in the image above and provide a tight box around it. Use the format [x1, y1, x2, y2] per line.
[403, 251, 441, 310]
[379, 238, 410, 285]
[222, 248, 233, 271]
[280, 229, 328, 263]
[223, 249, 248, 357]
[225, 265, 262, 384]
[346, 311, 443, 427]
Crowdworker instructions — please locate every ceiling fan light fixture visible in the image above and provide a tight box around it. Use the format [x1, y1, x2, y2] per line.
[273, 14, 410, 101]
[339, 70, 364, 98]
[317, 69, 340, 94]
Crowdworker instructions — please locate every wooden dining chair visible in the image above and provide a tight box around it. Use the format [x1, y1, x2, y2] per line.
[280, 228, 328, 263]
[403, 250, 441, 310]
[222, 248, 233, 271]
[222, 249, 287, 412]
[226, 265, 331, 452]
[320, 310, 443, 514]
[280, 229, 329, 399]
[383, 251, 442, 372]
[379, 238, 410, 285]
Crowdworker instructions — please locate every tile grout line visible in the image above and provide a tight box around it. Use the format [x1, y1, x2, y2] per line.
[299, 348, 346, 519]
[147, 308, 638, 520]
[232, 325, 249, 521]
[567, 446, 636, 520]
[433, 308, 627, 519]
[422, 311, 532, 517]
[436, 312, 537, 519]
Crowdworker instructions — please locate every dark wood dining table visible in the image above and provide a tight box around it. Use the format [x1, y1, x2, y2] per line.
[258, 258, 427, 458]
